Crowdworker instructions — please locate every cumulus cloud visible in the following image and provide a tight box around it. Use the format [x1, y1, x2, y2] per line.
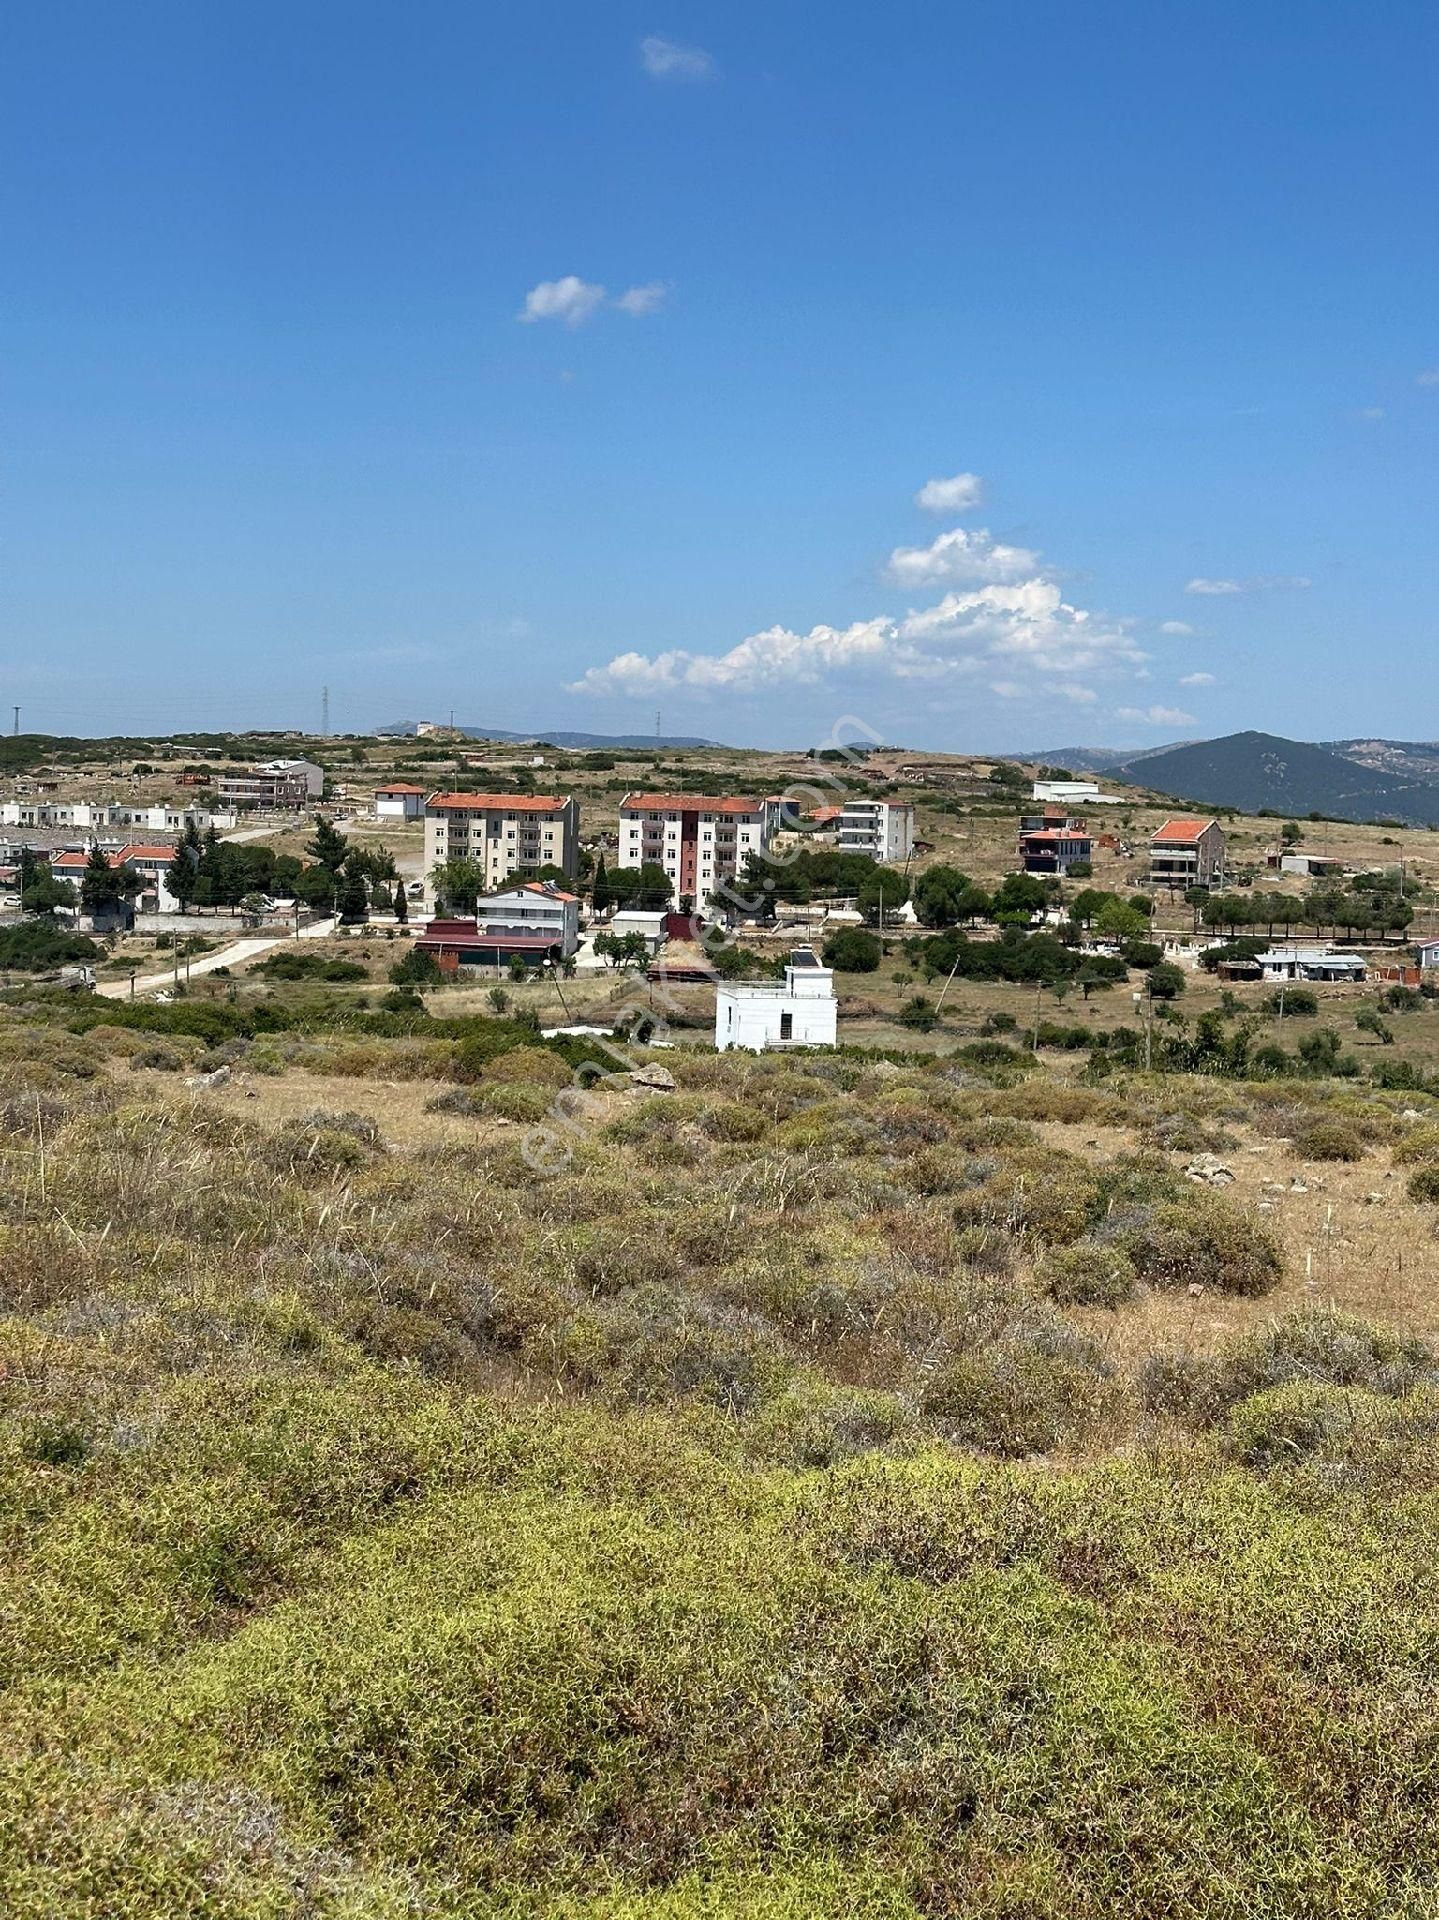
[1417, 369, 1439, 388]
[887, 526, 1039, 588]
[614, 282, 669, 317]
[568, 620, 896, 697]
[1178, 671, 1216, 687]
[518, 276, 607, 327]
[1116, 705, 1196, 727]
[640, 35, 716, 80]
[1159, 619, 1195, 636]
[571, 473, 1155, 709]
[1185, 574, 1310, 595]
[915, 471, 983, 514]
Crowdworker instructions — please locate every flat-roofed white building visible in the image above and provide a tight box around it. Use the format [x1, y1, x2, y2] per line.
[715, 947, 837, 1052]
[837, 799, 913, 864]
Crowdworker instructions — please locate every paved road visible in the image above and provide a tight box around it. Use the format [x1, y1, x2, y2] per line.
[96, 917, 338, 999]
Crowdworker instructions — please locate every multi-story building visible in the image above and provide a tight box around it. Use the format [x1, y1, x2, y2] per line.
[413, 882, 581, 971]
[617, 793, 771, 906]
[1018, 816, 1094, 875]
[424, 792, 579, 890]
[1149, 817, 1226, 890]
[837, 799, 914, 864]
[216, 759, 324, 810]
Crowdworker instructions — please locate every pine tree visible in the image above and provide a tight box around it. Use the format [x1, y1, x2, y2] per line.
[168, 819, 202, 909]
[592, 854, 610, 915]
[393, 885, 409, 926]
[307, 815, 349, 871]
[336, 862, 369, 923]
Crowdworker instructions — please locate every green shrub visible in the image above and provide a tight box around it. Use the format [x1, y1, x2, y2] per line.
[920, 1314, 1121, 1457]
[1291, 1119, 1366, 1162]
[256, 949, 367, 982]
[1038, 1241, 1138, 1308]
[1393, 1123, 1439, 1164]
[1107, 1190, 1283, 1297]
[1141, 1307, 1439, 1430]
[822, 927, 881, 972]
[1408, 1165, 1439, 1205]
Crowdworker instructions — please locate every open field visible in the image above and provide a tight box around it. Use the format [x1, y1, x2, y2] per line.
[6, 970, 1439, 1913]
[10, 737, 1439, 1914]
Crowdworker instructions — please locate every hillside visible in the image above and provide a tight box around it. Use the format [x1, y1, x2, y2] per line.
[1109, 729, 1439, 824]
[8, 975, 1439, 1917]
[377, 723, 722, 749]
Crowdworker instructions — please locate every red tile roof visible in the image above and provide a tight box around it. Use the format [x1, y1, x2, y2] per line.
[1152, 817, 1218, 843]
[426, 792, 570, 812]
[117, 844, 177, 862]
[621, 792, 762, 816]
[375, 783, 427, 795]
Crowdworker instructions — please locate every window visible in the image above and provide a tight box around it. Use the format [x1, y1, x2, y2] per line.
[780, 1011, 793, 1040]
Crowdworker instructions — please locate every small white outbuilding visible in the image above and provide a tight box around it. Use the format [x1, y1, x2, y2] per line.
[715, 946, 838, 1052]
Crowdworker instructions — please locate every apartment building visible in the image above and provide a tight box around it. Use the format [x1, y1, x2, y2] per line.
[617, 793, 770, 906]
[424, 792, 579, 889]
[216, 759, 324, 810]
[837, 799, 914, 864]
[0, 800, 236, 833]
[1149, 818, 1226, 890]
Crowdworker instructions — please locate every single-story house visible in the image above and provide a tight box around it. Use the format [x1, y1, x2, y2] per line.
[715, 947, 837, 1052]
[1256, 947, 1367, 983]
[374, 784, 428, 821]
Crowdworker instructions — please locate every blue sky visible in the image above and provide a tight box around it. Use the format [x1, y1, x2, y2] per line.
[3, 2, 1436, 750]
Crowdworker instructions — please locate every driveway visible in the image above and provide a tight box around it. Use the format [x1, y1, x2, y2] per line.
[96, 917, 338, 999]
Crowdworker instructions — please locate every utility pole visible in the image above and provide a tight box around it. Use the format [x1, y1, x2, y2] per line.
[321, 686, 330, 738]
[11, 707, 18, 737]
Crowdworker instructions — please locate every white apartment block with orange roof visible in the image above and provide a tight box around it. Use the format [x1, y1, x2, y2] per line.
[617, 793, 773, 906]
[423, 792, 579, 889]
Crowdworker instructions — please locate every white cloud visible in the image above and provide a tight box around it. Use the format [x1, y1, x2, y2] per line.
[1178, 671, 1216, 687]
[1417, 369, 1439, 387]
[518, 276, 606, 328]
[1116, 705, 1196, 727]
[568, 620, 896, 698]
[571, 473, 1155, 709]
[1185, 574, 1310, 595]
[614, 282, 669, 317]
[640, 35, 716, 80]
[1159, 619, 1195, 636]
[887, 526, 1039, 588]
[915, 471, 983, 515]
[1354, 406, 1386, 421]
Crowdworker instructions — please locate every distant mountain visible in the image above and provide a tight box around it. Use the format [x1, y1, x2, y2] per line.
[1108, 730, 1439, 825]
[1008, 745, 1138, 774]
[1325, 738, 1439, 782]
[375, 723, 721, 749]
